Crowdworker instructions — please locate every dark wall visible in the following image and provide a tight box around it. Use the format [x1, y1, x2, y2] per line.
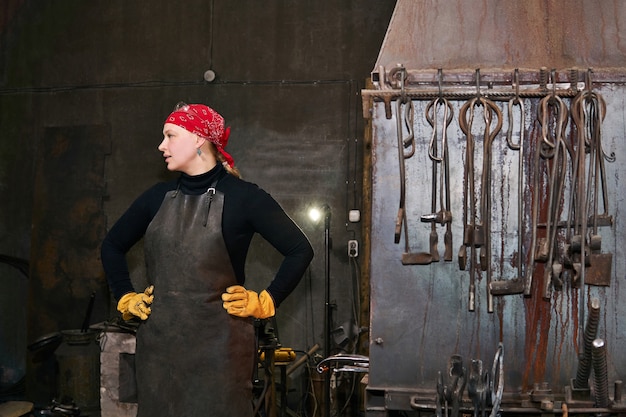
[0, 0, 397, 406]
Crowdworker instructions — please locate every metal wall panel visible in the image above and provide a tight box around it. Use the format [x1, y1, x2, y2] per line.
[374, 0, 626, 71]
[365, 1, 625, 413]
[366, 85, 625, 413]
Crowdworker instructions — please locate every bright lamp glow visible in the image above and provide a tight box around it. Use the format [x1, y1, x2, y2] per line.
[308, 207, 323, 223]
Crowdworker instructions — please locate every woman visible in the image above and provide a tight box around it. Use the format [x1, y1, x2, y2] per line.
[101, 102, 314, 416]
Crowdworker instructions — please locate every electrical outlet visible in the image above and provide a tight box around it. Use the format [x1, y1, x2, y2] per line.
[348, 240, 358, 258]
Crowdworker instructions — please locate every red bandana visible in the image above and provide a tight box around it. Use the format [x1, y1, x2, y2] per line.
[165, 104, 234, 168]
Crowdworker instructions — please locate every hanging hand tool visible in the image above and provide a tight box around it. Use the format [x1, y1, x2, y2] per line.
[588, 125, 613, 250]
[422, 92, 454, 262]
[393, 69, 432, 265]
[536, 78, 569, 299]
[394, 68, 412, 245]
[478, 98, 503, 312]
[579, 74, 614, 286]
[563, 82, 584, 285]
[583, 82, 609, 251]
[563, 76, 610, 286]
[524, 100, 569, 298]
[442, 116, 454, 263]
[491, 70, 527, 296]
[566, 72, 600, 286]
[478, 105, 495, 271]
[568, 91, 587, 281]
[459, 75, 502, 312]
[525, 139, 542, 296]
[459, 99, 479, 310]
[426, 97, 440, 263]
[458, 103, 472, 268]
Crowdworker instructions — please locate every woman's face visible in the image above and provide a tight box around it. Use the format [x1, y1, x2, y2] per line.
[159, 123, 198, 172]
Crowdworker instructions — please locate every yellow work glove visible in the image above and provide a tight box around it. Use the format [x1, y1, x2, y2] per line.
[221, 285, 276, 319]
[117, 285, 154, 321]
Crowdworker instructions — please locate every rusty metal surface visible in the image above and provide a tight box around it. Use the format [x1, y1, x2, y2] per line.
[374, 0, 626, 73]
[365, 2, 625, 412]
[585, 252, 613, 287]
[366, 84, 625, 410]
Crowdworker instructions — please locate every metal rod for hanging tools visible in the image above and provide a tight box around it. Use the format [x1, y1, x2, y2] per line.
[362, 66, 626, 120]
[372, 66, 626, 88]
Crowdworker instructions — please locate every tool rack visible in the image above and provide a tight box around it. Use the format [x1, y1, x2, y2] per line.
[362, 66, 624, 416]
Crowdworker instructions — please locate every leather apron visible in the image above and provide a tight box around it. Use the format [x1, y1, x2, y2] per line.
[137, 188, 255, 417]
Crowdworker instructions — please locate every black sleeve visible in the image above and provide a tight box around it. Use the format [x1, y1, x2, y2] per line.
[243, 186, 314, 307]
[101, 183, 172, 301]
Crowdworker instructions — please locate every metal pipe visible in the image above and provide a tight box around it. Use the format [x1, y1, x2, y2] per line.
[323, 205, 331, 417]
[286, 344, 319, 376]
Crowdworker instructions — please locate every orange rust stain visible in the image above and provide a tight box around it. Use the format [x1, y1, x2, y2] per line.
[522, 120, 551, 390]
[523, 262, 551, 389]
[572, 288, 580, 353]
[520, 112, 584, 390]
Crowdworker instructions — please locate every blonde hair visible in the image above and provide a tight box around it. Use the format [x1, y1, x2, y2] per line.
[209, 142, 241, 178]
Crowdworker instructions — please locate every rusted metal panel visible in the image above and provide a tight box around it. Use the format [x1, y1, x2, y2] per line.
[366, 84, 625, 412]
[374, 0, 626, 72]
[365, 2, 625, 414]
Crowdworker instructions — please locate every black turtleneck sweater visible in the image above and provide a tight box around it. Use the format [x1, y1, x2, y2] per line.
[101, 164, 314, 307]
